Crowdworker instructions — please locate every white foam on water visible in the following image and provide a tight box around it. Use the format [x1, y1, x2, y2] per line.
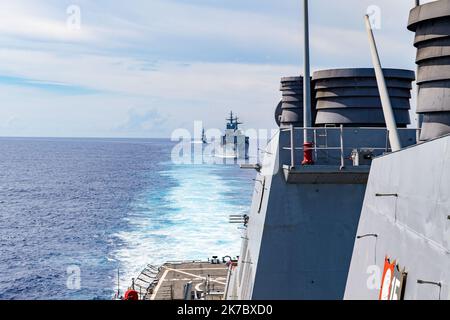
[112, 163, 251, 293]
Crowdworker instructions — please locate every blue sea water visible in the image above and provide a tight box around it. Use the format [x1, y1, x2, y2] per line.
[0, 138, 255, 300]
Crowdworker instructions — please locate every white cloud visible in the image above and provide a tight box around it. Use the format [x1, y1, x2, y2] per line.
[0, 0, 422, 137]
[0, 48, 295, 101]
[0, 2, 93, 42]
[0, 60, 297, 137]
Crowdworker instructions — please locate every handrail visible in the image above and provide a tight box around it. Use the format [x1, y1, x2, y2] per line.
[290, 124, 295, 168]
[281, 126, 420, 168]
[340, 125, 345, 169]
[281, 126, 421, 132]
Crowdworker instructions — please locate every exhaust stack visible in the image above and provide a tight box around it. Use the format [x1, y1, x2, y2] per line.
[408, 0, 450, 141]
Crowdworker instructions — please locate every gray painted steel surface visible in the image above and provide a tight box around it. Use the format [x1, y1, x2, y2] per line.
[228, 131, 366, 299]
[313, 68, 414, 127]
[417, 81, 450, 112]
[313, 69, 414, 80]
[408, 1, 450, 140]
[315, 78, 412, 89]
[316, 87, 411, 99]
[408, 0, 450, 31]
[416, 37, 450, 63]
[315, 109, 411, 126]
[227, 127, 417, 300]
[417, 57, 450, 83]
[414, 22, 450, 46]
[279, 76, 304, 128]
[422, 112, 450, 139]
[345, 135, 450, 300]
[275, 101, 282, 127]
[316, 97, 411, 109]
[226, 2, 449, 302]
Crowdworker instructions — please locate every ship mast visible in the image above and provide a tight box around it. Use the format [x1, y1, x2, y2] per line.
[228, 111, 234, 124]
[303, 0, 312, 141]
[301, 0, 314, 166]
[364, 15, 402, 151]
[227, 111, 242, 130]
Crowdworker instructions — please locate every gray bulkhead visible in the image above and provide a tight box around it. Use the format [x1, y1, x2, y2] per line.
[230, 128, 416, 300]
[345, 135, 450, 300]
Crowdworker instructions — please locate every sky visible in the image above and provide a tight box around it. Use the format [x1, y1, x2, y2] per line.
[0, 0, 434, 138]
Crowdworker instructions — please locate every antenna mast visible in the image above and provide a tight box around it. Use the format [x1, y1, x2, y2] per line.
[117, 268, 120, 299]
[301, 0, 314, 165]
[303, 0, 312, 140]
[364, 15, 402, 152]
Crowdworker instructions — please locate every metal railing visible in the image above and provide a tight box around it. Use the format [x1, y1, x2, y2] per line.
[281, 125, 421, 169]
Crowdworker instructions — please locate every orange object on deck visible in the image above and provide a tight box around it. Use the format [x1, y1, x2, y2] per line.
[302, 142, 314, 165]
[124, 290, 139, 300]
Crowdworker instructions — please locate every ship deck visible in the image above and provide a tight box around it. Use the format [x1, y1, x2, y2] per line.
[145, 261, 229, 300]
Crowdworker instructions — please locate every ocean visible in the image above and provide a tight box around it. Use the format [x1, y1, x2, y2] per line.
[0, 138, 255, 300]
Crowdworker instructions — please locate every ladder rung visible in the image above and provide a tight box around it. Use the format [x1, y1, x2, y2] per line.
[136, 279, 152, 284]
[140, 272, 156, 278]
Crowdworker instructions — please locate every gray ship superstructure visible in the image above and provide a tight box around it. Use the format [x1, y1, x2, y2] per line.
[131, 0, 449, 301]
[225, 69, 417, 300]
[410, 0, 450, 141]
[225, 0, 449, 300]
[345, 0, 450, 300]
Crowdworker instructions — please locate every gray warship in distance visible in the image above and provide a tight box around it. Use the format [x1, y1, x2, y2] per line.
[132, 0, 449, 300]
[216, 111, 250, 160]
